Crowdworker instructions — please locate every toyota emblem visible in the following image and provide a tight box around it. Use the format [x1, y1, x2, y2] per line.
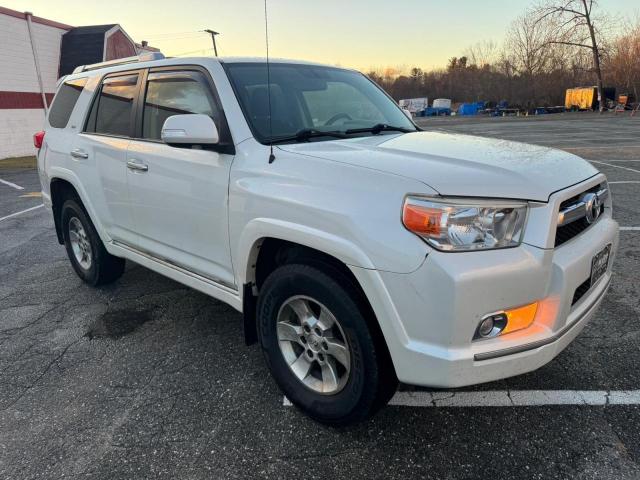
[581, 192, 601, 224]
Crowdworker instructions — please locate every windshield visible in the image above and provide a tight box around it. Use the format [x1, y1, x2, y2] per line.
[223, 62, 416, 144]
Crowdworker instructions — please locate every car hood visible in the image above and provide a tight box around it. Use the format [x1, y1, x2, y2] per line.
[278, 131, 598, 202]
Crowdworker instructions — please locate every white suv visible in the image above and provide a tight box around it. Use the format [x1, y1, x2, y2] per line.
[36, 54, 619, 425]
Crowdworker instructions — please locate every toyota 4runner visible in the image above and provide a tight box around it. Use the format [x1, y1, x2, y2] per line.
[36, 53, 619, 425]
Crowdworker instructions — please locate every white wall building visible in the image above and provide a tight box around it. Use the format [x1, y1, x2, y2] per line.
[0, 7, 70, 159]
[0, 6, 159, 159]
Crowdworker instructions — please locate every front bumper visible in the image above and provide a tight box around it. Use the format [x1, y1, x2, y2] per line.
[351, 209, 619, 388]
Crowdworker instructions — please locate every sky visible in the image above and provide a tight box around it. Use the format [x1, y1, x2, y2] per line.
[4, 0, 639, 71]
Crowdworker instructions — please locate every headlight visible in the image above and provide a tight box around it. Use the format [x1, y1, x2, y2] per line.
[402, 196, 528, 251]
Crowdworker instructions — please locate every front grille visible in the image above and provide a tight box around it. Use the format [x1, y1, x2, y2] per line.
[556, 217, 590, 247]
[554, 183, 606, 247]
[558, 184, 602, 211]
[572, 277, 591, 306]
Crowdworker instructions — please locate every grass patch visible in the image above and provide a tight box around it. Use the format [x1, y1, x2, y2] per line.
[0, 156, 37, 169]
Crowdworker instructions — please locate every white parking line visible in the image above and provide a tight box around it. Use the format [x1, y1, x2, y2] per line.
[620, 227, 640, 231]
[388, 390, 640, 407]
[0, 204, 44, 223]
[564, 145, 640, 150]
[589, 160, 640, 174]
[0, 178, 24, 190]
[284, 390, 640, 407]
[600, 159, 640, 163]
[609, 181, 640, 184]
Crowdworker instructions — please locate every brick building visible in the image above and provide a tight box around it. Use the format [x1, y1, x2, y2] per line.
[0, 6, 158, 159]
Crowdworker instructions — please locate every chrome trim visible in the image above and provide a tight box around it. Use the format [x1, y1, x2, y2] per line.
[70, 149, 89, 159]
[473, 311, 508, 340]
[557, 188, 608, 226]
[111, 240, 238, 292]
[474, 277, 610, 361]
[126, 160, 148, 172]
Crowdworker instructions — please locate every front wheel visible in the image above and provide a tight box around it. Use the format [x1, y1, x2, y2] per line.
[257, 264, 397, 425]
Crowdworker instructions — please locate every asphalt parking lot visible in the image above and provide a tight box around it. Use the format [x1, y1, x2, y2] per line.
[1, 112, 639, 479]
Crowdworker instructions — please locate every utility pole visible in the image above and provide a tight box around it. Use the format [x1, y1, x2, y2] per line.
[204, 29, 219, 56]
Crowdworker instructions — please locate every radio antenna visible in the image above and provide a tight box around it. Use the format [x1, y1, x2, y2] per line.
[264, 0, 275, 163]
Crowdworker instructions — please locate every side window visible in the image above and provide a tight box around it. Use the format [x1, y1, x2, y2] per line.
[85, 74, 139, 137]
[48, 78, 87, 128]
[142, 71, 220, 140]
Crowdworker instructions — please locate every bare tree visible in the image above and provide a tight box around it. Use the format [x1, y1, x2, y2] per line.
[505, 13, 557, 105]
[365, 5, 637, 111]
[506, 14, 554, 77]
[607, 19, 640, 100]
[465, 40, 499, 68]
[533, 0, 609, 111]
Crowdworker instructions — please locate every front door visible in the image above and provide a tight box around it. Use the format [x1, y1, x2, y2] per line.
[126, 68, 235, 288]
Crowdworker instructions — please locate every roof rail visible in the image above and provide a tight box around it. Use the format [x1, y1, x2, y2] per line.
[72, 52, 165, 74]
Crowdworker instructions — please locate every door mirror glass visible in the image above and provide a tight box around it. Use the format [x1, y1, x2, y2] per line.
[161, 114, 219, 146]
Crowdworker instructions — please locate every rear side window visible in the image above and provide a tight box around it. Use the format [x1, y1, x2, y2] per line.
[48, 78, 87, 128]
[85, 74, 139, 137]
[142, 71, 220, 140]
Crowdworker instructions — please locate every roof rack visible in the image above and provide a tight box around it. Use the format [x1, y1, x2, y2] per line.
[72, 52, 165, 74]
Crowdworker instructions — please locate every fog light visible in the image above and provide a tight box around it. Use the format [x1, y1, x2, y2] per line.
[474, 302, 539, 341]
[475, 313, 508, 339]
[478, 317, 495, 337]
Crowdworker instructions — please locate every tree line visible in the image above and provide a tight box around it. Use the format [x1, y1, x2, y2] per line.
[367, 1, 640, 110]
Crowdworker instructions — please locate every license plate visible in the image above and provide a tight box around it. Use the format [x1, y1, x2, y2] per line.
[590, 244, 611, 287]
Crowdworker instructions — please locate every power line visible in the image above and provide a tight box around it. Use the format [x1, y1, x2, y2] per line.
[168, 47, 215, 57]
[138, 31, 206, 39]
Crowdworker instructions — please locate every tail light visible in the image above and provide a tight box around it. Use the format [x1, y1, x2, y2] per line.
[33, 131, 45, 149]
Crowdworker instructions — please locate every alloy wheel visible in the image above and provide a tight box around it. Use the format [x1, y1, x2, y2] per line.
[276, 295, 351, 394]
[68, 217, 93, 270]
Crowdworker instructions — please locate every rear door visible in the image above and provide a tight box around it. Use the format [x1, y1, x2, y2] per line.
[125, 67, 236, 288]
[40, 77, 88, 199]
[74, 71, 142, 246]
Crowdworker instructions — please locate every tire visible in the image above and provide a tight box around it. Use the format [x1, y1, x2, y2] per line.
[61, 198, 125, 286]
[257, 263, 397, 425]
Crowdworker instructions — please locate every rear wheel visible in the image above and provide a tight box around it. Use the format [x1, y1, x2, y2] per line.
[61, 199, 125, 286]
[257, 263, 397, 425]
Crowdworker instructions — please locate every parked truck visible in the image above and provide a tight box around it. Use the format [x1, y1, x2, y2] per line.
[398, 97, 428, 115]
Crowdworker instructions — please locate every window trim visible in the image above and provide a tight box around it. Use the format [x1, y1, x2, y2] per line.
[133, 65, 235, 155]
[82, 69, 144, 139]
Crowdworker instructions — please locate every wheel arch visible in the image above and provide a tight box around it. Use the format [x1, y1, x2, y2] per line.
[237, 221, 392, 363]
[236, 219, 376, 287]
[243, 235, 397, 383]
[50, 177, 81, 244]
[49, 169, 108, 246]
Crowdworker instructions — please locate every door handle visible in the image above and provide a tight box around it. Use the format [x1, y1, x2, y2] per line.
[70, 149, 88, 159]
[126, 160, 149, 172]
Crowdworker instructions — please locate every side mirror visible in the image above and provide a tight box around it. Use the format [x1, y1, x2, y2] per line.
[161, 114, 219, 146]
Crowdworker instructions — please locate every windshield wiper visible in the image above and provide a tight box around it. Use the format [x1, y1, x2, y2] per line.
[270, 129, 348, 144]
[345, 123, 415, 135]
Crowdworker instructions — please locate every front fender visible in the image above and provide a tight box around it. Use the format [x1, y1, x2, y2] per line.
[236, 218, 377, 286]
